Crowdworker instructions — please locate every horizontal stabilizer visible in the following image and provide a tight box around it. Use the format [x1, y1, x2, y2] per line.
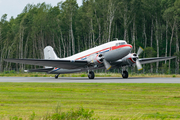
[28, 68, 54, 72]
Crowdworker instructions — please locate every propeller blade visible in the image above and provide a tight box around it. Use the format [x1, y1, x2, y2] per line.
[103, 59, 111, 70]
[137, 46, 144, 56]
[136, 59, 143, 70]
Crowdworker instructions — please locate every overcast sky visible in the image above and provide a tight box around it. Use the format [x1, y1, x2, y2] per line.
[0, 0, 82, 21]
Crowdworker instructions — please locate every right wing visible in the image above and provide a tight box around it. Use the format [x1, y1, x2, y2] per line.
[4, 59, 88, 69]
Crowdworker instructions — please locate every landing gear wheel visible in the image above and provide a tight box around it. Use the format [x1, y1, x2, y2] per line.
[122, 71, 128, 78]
[55, 74, 59, 79]
[88, 71, 95, 79]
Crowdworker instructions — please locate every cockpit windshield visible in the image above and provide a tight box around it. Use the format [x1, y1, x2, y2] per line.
[116, 41, 126, 46]
[120, 42, 126, 45]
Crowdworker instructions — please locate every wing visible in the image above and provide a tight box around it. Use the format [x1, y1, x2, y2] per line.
[4, 59, 88, 69]
[112, 56, 176, 67]
[139, 56, 176, 64]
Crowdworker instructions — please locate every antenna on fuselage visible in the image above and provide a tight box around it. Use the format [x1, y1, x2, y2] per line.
[114, 38, 118, 40]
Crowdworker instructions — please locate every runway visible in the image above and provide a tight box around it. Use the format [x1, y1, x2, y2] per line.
[0, 77, 180, 83]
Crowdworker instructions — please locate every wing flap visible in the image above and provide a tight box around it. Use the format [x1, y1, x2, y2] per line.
[4, 59, 88, 69]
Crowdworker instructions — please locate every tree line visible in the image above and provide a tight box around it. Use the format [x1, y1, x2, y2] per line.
[0, 0, 180, 73]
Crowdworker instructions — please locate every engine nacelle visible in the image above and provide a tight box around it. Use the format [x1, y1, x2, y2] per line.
[87, 54, 104, 65]
[121, 53, 137, 65]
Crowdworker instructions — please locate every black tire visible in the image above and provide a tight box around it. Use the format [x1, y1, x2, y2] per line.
[122, 71, 128, 78]
[88, 71, 95, 79]
[55, 74, 59, 79]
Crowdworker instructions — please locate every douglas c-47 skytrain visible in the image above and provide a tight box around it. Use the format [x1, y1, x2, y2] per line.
[5, 40, 175, 79]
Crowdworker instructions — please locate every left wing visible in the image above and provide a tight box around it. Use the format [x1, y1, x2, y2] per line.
[139, 56, 176, 64]
[4, 59, 88, 69]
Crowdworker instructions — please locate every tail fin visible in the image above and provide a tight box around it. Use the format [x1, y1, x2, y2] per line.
[44, 46, 60, 68]
[44, 46, 59, 60]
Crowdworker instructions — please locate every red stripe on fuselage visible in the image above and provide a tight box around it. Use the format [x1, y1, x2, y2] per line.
[128, 58, 136, 63]
[75, 44, 132, 60]
[112, 44, 132, 50]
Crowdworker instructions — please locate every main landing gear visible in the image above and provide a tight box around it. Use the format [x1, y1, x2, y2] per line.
[55, 74, 60, 79]
[87, 70, 128, 79]
[122, 70, 128, 78]
[88, 71, 95, 79]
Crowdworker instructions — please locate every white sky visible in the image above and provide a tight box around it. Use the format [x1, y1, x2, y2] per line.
[0, 0, 82, 21]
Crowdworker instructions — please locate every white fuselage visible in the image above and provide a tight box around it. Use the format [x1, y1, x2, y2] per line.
[62, 40, 132, 61]
[49, 40, 133, 74]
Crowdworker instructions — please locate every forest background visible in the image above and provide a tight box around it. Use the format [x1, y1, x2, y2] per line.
[0, 0, 180, 74]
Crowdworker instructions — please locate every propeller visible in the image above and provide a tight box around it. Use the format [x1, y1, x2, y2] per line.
[88, 53, 112, 70]
[136, 59, 142, 70]
[103, 59, 111, 70]
[136, 46, 144, 70]
[137, 46, 144, 56]
[98, 54, 112, 70]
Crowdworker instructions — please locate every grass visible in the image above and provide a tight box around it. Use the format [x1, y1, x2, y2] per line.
[0, 72, 180, 78]
[0, 83, 180, 119]
[7, 106, 94, 120]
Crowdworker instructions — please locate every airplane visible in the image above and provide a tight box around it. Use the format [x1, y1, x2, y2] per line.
[4, 40, 175, 79]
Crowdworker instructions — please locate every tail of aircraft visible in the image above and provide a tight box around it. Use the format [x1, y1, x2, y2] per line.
[44, 46, 60, 69]
[24, 46, 59, 72]
[44, 46, 59, 60]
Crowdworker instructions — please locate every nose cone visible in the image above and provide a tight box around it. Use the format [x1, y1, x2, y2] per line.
[126, 44, 132, 53]
[128, 44, 133, 49]
[130, 45, 133, 48]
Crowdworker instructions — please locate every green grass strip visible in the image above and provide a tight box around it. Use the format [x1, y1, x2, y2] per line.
[0, 83, 180, 119]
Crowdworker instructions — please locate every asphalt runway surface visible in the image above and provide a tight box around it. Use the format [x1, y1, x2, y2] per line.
[0, 77, 180, 83]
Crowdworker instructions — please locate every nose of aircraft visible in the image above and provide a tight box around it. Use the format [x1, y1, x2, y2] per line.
[118, 44, 132, 57]
[104, 44, 133, 61]
[127, 44, 132, 52]
[129, 44, 133, 49]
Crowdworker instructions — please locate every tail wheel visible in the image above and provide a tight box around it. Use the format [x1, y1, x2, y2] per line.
[88, 71, 95, 79]
[122, 71, 128, 78]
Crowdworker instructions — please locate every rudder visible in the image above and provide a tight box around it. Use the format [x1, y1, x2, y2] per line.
[44, 46, 59, 60]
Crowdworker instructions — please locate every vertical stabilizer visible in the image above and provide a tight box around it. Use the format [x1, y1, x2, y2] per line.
[44, 46, 60, 68]
[44, 46, 59, 60]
